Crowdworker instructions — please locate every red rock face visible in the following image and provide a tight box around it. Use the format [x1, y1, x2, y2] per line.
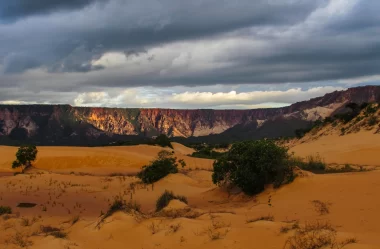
[0, 86, 379, 142]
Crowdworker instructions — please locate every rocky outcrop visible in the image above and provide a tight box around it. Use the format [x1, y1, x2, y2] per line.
[0, 86, 379, 145]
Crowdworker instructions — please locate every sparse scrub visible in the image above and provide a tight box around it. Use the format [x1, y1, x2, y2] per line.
[280, 222, 300, 234]
[246, 214, 274, 223]
[167, 223, 181, 234]
[283, 221, 356, 249]
[137, 150, 186, 184]
[71, 215, 80, 225]
[367, 116, 378, 126]
[155, 207, 203, 219]
[311, 200, 331, 215]
[21, 217, 31, 226]
[40, 225, 61, 234]
[289, 154, 326, 172]
[0, 205, 12, 215]
[340, 238, 358, 247]
[50, 231, 68, 239]
[97, 195, 141, 228]
[7, 232, 33, 248]
[206, 220, 231, 240]
[156, 190, 188, 212]
[148, 221, 162, 234]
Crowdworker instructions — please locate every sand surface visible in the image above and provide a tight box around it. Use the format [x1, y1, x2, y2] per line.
[0, 142, 212, 174]
[0, 138, 380, 249]
[290, 131, 380, 167]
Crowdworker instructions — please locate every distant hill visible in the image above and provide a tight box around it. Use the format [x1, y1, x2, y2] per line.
[1, 85, 380, 145]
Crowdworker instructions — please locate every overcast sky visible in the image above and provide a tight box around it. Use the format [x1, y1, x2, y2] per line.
[0, 0, 379, 109]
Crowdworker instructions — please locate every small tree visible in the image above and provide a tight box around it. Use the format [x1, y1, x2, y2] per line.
[12, 145, 38, 173]
[137, 150, 186, 184]
[212, 140, 294, 195]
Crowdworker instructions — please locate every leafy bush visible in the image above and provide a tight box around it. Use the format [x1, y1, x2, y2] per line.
[156, 190, 188, 212]
[137, 150, 186, 184]
[212, 140, 294, 195]
[0, 206, 12, 215]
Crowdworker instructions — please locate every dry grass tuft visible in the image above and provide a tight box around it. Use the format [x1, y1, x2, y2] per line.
[148, 221, 162, 235]
[246, 214, 274, 223]
[311, 200, 331, 215]
[167, 222, 182, 234]
[6, 232, 33, 248]
[155, 207, 204, 219]
[283, 221, 357, 249]
[280, 221, 300, 234]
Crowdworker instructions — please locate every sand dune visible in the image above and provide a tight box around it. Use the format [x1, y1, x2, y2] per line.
[0, 144, 213, 174]
[1, 168, 380, 248]
[290, 131, 380, 166]
[1, 140, 380, 248]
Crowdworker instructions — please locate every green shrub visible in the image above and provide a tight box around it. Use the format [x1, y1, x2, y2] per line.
[0, 206, 12, 215]
[156, 190, 188, 212]
[12, 145, 38, 173]
[137, 150, 186, 184]
[212, 140, 294, 195]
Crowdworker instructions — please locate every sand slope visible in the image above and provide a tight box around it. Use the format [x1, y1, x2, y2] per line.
[1, 168, 380, 248]
[1, 141, 380, 248]
[290, 131, 380, 166]
[0, 144, 213, 174]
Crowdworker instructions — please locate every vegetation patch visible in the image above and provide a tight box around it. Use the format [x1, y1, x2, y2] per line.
[96, 195, 141, 228]
[0, 205, 12, 215]
[246, 214, 274, 223]
[190, 147, 225, 159]
[156, 190, 188, 212]
[137, 150, 186, 184]
[153, 134, 173, 149]
[283, 221, 357, 249]
[6, 232, 33, 248]
[289, 154, 326, 172]
[311, 200, 331, 215]
[40, 225, 68, 239]
[212, 140, 295, 195]
[12, 145, 38, 173]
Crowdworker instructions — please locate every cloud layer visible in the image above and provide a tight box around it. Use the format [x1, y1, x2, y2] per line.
[0, 0, 379, 108]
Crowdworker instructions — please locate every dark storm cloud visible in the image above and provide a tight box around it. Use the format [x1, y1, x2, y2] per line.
[0, 0, 106, 21]
[0, 0, 380, 106]
[0, 0, 327, 74]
